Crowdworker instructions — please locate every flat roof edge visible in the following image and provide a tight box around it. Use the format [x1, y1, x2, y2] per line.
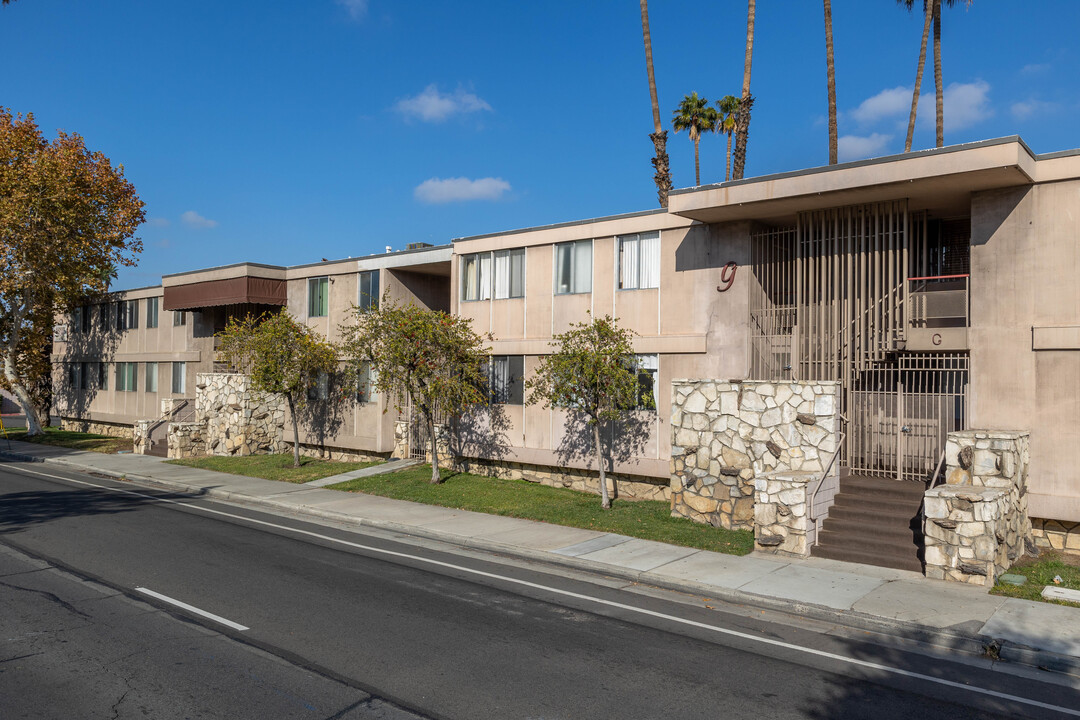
[670, 136, 1034, 197]
[454, 207, 672, 243]
[162, 261, 286, 280]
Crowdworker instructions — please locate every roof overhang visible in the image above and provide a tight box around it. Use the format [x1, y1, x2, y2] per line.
[668, 137, 1039, 224]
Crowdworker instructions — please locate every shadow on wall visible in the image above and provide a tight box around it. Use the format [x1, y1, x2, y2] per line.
[55, 302, 122, 420]
[296, 383, 349, 458]
[555, 411, 653, 498]
[674, 222, 751, 273]
[448, 404, 513, 462]
[970, 185, 1028, 247]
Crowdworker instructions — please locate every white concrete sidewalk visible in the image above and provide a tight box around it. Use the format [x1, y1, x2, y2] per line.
[3, 439, 1078, 672]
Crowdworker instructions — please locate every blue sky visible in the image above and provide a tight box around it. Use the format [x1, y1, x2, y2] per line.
[3, 1, 1078, 289]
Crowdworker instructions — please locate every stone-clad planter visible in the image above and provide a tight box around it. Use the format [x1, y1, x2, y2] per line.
[754, 471, 815, 556]
[923, 430, 1033, 585]
[670, 379, 839, 534]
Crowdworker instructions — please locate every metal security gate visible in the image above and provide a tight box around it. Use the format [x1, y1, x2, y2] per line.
[847, 353, 967, 482]
[749, 202, 970, 483]
[407, 410, 430, 461]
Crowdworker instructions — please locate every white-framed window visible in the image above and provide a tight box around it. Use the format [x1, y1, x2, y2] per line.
[172, 362, 186, 394]
[493, 249, 525, 299]
[67, 362, 88, 391]
[308, 277, 329, 317]
[308, 371, 329, 402]
[356, 361, 378, 404]
[116, 362, 138, 392]
[628, 354, 658, 410]
[461, 253, 492, 302]
[146, 297, 159, 328]
[173, 310, 187, 327]
[358, 270, 380, 312]
[554, 240, 592, 295]
[116, 300, 139, 331]
[145, 362, 158, 393]
[618, 232, 661, 290]
[489, 355, 524, 405]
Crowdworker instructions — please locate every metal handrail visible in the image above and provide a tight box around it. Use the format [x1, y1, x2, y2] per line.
[809, 419, 847, 547]
[928, 448, 948, 489]
[145, 399, 190, 438]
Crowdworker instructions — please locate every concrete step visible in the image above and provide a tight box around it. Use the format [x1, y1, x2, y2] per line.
[826, 500, 923, 525]
[819, 516, 922, 544]
[837, 475, 928, 501]
[812, 538, 924, 573]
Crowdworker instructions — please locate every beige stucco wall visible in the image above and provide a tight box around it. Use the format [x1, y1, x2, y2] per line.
[452, 213, 753, 479]
[52, 287, 207, 424]
[969, 178, 1080, 521]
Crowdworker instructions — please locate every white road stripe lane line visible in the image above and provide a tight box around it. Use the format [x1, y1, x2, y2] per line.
[11, 464, 1080, 717]
[135, 587, 249, 631]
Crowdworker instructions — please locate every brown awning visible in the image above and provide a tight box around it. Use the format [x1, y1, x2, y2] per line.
[163, 277, 286, 311]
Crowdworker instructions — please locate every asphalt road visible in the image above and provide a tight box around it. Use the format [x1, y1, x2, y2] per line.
[2, 459, 1078, 719]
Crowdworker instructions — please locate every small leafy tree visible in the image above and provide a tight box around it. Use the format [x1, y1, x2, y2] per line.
[1, 109, 144, 435]
[217, 310, 340, 468]
[341, 298, 489, 484]
[526, 315, 653, 509]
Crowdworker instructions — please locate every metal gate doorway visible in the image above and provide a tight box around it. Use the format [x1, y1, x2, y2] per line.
[846, 353, 967, 482]
[749, 201, 970, 483]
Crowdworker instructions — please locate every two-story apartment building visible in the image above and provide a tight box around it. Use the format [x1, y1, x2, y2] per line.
[53, 244, 451, 458]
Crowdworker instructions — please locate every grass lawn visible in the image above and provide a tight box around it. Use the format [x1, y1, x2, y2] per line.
[991, 550, 1080, 608]
[167, 454, 382, 484]
[4, 427, 133, 454]
[329, 464, 755, 556]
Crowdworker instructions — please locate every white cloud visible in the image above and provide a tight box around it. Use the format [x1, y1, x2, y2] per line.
[1021, 62, 1051, 75]
[145, 216, 170, 228]
[181, 210, 218, 229]
[414, 177, 511, 204]
[920, 80, 992, 131]
[838, 133, 892, 162]
[1011, 98, 1057, 121]
[336, 0, 368, 21]
[394, 85, 492, 123]
[851, 86, 911, 125]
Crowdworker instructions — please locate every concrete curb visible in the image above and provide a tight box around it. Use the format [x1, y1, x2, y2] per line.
[5, 448, 1078, 677]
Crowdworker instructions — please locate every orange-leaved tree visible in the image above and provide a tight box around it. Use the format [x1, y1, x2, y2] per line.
[0, 109, 144, 435]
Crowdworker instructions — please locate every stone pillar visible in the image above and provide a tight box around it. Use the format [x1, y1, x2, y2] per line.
[393, 420, 410, 459]
[167, 421, 206, 459]
[754, 471, 814, 556]
[133, 420, 153, 455]
[923, 430, 1032, 585]
[670, 379, 839, 532]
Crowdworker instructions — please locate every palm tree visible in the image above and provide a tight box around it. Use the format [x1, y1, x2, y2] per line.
[900, 0, 974, 149]
[732, 0, 755, 180]
[640, 0, 671, 207]
[901, 0, 934, 152]
[673, 93, 717, 186]
[715, 95, 740, 181]
[824, 0, 838, 164]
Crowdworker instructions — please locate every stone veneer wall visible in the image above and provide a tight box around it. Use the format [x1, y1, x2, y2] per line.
[923, 430, 1032, 585]
[195, 373, 287, 456]
[1032, 518, 1080, 555]
[60, 418, 132, 440]
[753, 471, 818, 556]
[670, 380, 839, 532]
[168, 421, 206, 459]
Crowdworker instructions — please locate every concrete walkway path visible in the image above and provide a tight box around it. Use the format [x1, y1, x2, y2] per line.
[4, 439, 1078, 675]
[303, 458, 421, 488]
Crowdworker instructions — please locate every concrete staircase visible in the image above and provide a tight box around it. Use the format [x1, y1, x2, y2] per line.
[812, 475, 926, 572]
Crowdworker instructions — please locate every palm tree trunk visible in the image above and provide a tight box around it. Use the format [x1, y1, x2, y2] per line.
[725, 132, 733, 181]
[732, 0, 755, 180]
[593, 421, 610, 509]
[933, 0, 943, 148]
[640, 1, 671, 208]
[824, 0, 838, 164]
[905, 0, 934, 153]
[288, 394, 301, 467]
[693, 136, 701, 186]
